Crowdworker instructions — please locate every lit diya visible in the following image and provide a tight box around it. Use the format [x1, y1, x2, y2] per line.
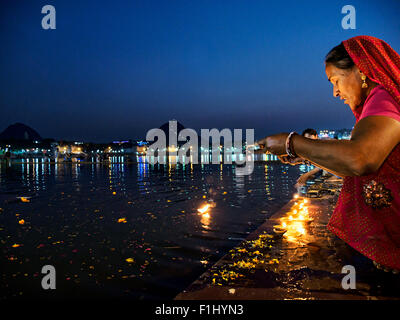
[273, 225, 287, 235]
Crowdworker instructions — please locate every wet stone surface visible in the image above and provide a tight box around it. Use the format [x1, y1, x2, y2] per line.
[176, 188, 400, 300]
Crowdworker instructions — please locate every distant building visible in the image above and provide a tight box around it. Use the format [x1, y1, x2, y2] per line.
[318, 129, 337, 139]
[107, 140, 135, 154]
[57, 142, 83, 155]
[136, 140, 148, 156]
[336, 128, 352, 140]
[318, 128, 352, 140]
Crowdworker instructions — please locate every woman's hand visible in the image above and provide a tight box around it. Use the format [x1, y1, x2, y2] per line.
[257, 133, 289, 156]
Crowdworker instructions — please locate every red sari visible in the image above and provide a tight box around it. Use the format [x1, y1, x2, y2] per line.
[327, 36, 400, 270]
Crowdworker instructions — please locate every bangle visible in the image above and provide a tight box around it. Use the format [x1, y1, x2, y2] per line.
[285, 132, 298, 158]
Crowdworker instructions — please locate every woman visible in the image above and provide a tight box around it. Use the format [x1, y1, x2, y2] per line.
[258, 35, 400, 272]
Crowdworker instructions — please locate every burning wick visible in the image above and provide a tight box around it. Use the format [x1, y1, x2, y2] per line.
[202, 212, 210, 219]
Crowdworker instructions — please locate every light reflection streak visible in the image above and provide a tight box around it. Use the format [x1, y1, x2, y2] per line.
[198, 203, 212, 230]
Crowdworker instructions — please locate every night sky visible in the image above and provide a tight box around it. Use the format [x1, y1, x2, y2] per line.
[1, 0, 400, 142]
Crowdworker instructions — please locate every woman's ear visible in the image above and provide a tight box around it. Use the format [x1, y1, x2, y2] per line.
[352, 66, 361, 75]
[352, 66, 363, 80]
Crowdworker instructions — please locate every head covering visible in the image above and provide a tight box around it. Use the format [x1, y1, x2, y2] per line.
[342, 35, 400, 107]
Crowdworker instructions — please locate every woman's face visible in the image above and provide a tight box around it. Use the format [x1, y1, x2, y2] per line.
[325, 63, 364, 111]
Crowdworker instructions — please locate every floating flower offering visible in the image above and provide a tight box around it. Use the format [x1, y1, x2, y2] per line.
[210, 232, 278, 286]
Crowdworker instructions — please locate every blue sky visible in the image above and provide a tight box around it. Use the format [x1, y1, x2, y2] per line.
[1, 0, 399, 142]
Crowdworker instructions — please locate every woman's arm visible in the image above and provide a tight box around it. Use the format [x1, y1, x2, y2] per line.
[261, 116, 400, 177]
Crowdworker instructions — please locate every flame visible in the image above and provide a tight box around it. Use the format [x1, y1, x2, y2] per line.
[281, 200, 312, 243]
[198, 204, 210, 214]
[295, 224, 306, 235]
[200, 210, 211, 230]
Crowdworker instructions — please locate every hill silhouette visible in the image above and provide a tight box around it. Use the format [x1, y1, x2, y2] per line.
[0, 123, 42, 141]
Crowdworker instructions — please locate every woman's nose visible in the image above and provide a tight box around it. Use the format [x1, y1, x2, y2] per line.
[333, 87, 340, 97]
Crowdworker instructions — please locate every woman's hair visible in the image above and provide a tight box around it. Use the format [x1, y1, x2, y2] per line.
[325, 42, 355, 69]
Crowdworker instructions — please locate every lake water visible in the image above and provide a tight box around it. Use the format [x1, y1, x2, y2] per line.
[0, 159, 305, 300]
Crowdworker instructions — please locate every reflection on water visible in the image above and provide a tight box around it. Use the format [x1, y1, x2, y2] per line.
[0, 158, 302, 299]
